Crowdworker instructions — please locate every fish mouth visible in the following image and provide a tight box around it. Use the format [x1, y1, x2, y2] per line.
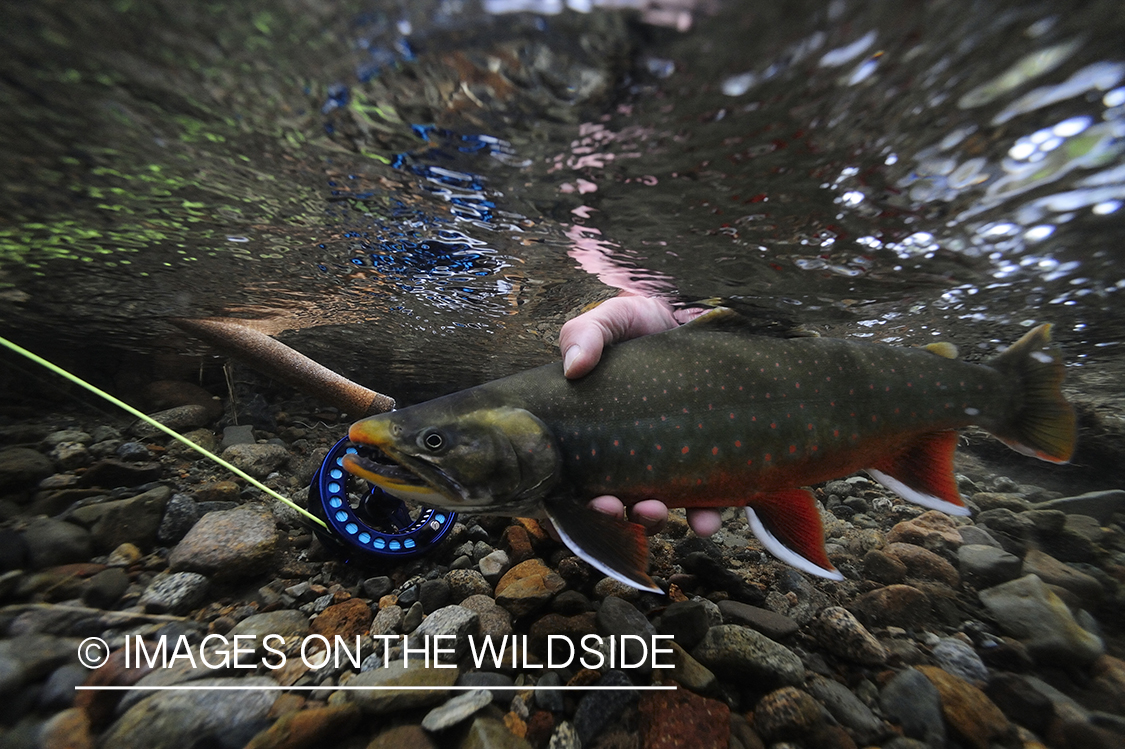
[343, 419, 465, 505]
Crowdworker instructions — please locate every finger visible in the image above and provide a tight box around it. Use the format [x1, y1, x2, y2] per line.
[589, 495, 626, 518]
[629, 499, 669, 535]
[686, 508, 723, 537]
[559, 295, 679, 378]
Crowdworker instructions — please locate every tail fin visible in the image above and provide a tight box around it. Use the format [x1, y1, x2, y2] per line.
[988, 324, 1076, 463]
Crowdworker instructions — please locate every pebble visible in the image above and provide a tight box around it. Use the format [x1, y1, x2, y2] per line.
[957, 525, 1001, 547]
[494, 559, 566, 617]
[879, 667, 947, 748]
[402, 601, 424, 633]
[81, 567, 130, 608]
[978, 574, 1105, 666]
[983, 672, 1053, 735]
[21, 518, 92, 569]
[458, 671, 517, 706]
[957, 544, 1022, 588]
[885, 510, 964, 552]
[311, 599, 373, 640]
[716, 599, 798, 640]
[370, 605, 404, 638]
[752, 686, 824, 743]
[0, 633, 76, 697]
[661, 641, 717, 693]
[970, 492, 1031, 512]
[229, 610, 310, 641]
[680, 551, 765, 603]
[408, 605, 479, 662]
[551, 590, 592, 615]
[169, 505, 279, 581]
[37, 663, 87, 710]
[50, 441, 91, 470]
[419, 578, 452, 613]
[76, 458, 162, 488]
[243, 703, 360, 749]
[462, 716, 533, 749]
[328, 660, 458, 714]
[656, 600, 712, 650]
[805, 675, 885, 744]
[0, 447, 54, 492]
[157, 493, 200, 544]
[1020, 548, 1104, 606]
[546, 720, 579, 749]
[446, 569, 495, 602]
[116, 441, 152, 462]
[219, 443, 290, 479]
[863, 549, 907, 584]
[766, 569, 829, 625]
[529, 612, 596, 659]
[850, 584, 932, 629]
[591, 576, 642, 602]
[572, 670, 637, 745]
[596, 596, 657, 670]
[883, 542, 960, 587]
[691, 624, 804, 687]
[460, 595, 513, 640]
[139, 571, 211, 614]
[39, 707, 94, 749]
[421, 689, 493, 731]
[101, 676, 278, 748]
[813, 606, 888, 666]
[637, 682, 730, 749]
[932, 637, 990, 684]
[916, 665, 1011, 749]
[478, 549, 511, 585]
[1037, 489, 1125, 523]
[131, 405, 215, 437]
[366, 724, 436, 749]
[69, 484, 171, 551]
[502, 525, 535, 564]
[362, 576, 393, 599]
[222, 425, 257, 449]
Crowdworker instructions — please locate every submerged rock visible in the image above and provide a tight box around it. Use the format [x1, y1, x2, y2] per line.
[169, 505, 279, 581]
[691, 624, 804, 687]
[101, 676, 278, 749]
[979, 574, 1104, 666]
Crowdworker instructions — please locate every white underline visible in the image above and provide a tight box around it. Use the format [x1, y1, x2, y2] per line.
[75, 685, 677, 691]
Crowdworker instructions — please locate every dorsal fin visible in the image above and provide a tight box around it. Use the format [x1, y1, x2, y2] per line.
[923, 342, 959, 359]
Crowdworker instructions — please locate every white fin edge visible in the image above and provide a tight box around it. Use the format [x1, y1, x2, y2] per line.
[867, 469, 971, 516]
[544, 508, 663, 594]
[745, 507, 845, 581]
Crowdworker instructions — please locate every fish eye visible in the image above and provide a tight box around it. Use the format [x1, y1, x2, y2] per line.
[421, 430, 445, 451]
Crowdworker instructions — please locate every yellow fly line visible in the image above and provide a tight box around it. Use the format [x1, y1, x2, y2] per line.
[0, 335, 327, 529]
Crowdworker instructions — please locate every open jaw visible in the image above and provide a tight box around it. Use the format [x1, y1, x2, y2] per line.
[341, 451, 457, 504]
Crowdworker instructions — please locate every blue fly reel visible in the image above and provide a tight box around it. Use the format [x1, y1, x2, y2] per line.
[308, 436, 457, 560]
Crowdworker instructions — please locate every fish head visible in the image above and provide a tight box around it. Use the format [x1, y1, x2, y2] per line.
[343, 401, 561, 515]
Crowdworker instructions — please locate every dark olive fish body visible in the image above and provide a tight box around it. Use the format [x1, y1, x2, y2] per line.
[346, 309, 1075, 591]
[496, 332, 1008, 504]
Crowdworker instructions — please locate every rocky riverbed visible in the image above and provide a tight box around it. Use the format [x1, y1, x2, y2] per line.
[1, 380, 1124, 749]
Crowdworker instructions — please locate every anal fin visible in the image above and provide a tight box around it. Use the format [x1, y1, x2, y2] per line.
[544, 498, 660, 593]
[744, 489, 843, 580]
[868, 430, 970, 516]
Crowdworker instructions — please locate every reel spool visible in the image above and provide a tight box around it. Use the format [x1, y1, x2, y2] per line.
[308, 436, 457, 560]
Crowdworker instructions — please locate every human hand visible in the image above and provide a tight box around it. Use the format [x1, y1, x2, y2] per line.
[556, 294, 722, 538]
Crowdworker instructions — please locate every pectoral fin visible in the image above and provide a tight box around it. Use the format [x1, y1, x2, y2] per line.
[744, 489, 843, 580]
[544, 498, 661, 593]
